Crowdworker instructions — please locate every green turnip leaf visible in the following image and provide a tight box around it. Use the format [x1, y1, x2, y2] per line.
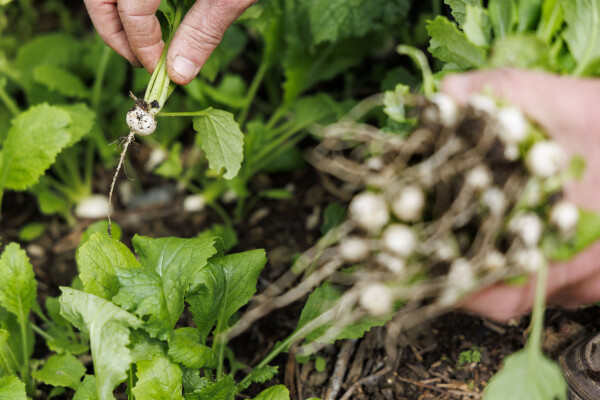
[0, 244, 37, 324]
[32, 353, 85, 389]
[72, 375, 98, 400]
[427, 16, 486, 69]
[0, 104, 71, 191]
[0, 376, 26, 400]
[192, 109, 244, 180]
[112, 236, 218, 340]
[445, 0, 483, 27]
[132, 351, 184, 400]
[251, 385, 289, 400]
[483, 348, 566, 400]
[168, 328, 216, 369]
[77, 233, 140, 301]
[59, 288, 142, 400]
[33, 65, 89, 99]
[186, 249, 266, 342]
[561, 0, 600, 75]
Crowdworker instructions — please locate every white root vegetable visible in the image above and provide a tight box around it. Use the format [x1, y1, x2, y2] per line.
[391, 185, 425, 222]
[349, 191, 389, 233]
[550, 201, 579, 233]
[339, 236, 371, 262]
[107, 93, 158, 237]
[359, 283, 393, 316]
[526, 140, 566, 178]
[497, 106, 528, 144]
[381, 224, 417, 258]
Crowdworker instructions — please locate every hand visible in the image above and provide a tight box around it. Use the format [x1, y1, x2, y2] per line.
[83, 0, 255, 85]
[442, 68, 600, 322]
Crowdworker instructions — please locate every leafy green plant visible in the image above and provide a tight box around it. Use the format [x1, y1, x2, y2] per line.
[428, 0, 600, 76]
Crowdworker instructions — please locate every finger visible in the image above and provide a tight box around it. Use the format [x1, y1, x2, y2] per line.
[443, 68, 600, 211]
[167, 0, 255, 85]
[458, 281, 537, 323]
[83, 0, 141, 66]
[118, 0, 164, 72]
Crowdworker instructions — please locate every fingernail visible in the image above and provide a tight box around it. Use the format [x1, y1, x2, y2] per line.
[172, 55, 199, 82]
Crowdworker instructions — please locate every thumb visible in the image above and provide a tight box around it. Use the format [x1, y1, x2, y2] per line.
[167, 0, 254, 85]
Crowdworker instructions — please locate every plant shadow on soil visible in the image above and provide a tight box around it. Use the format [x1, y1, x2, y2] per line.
[1, 159, 600, 399]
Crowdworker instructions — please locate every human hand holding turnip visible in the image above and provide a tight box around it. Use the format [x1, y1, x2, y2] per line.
[83, 0, 254, 84]
[443, 69, 600, 322]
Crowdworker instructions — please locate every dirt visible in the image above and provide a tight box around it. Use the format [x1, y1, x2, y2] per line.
[2, 158, 600, 400]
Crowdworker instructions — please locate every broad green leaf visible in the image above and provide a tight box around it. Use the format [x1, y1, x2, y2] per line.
[463, 5, 492, 47]
[167, 328, 216, 369]
[0, 313, 33, 374]
[77, 233, 140, 300]
[30, 179, 71, 216]
[58, 104, 96, 146]
[59, 287, 142, 400]
[304, 0, 410, 45]
[0, 243, 37, 323]
[199, 74, 247, 109]
[188, 375, 235, 400]
[516, 0, 543, 32]
[15, 33, 82, 75]
[0, 329, 12, 375]
[483, 348, 566, 400]
[237, 365, 278, 391]
[182, 368, 209, 394]
[296, 283, 391, 344]
[488, 35, 550, 69]
[33, 65, 89, 98]
[18, 222, 46, 242]
[132, 351, 184, 400]
[537, 0, 563, 43]
[445, 0, 483, 27]
[488, 0, 516, 38]
[33, 353, 85, 389]
[186, 249, 267, 342]
[192, 109, 244, 180]
[113, 236, 218, 340]
[44, 297, 89, 355]
[80, 221, 122, 246]
[197, 224, 238, 253]
[252, 385, 290, 400]
[0, 104, 71, 190]
[427, 16, 486, 69]
[561, 0, 600, 75]
[73, 375, 99, 400]
[0, 376, 26, 400]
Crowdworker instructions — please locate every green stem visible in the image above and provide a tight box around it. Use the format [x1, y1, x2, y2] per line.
[209, 202, 232, 227]
[396, 45, 434, 95]
[0, 84, 20, 117]
[238, 59, 269, 126]
[159, 110, 208, 117]
[18, 315, 31, 393]
[526, 260, 548, 358]
[127, 366, 135, 400]
[144, 3, 184, 113]
[92, 46, 111, 111]
[30, 323, 55, 343]
[237, 306, 338, 391]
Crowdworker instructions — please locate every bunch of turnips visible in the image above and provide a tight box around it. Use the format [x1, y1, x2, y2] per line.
[306, 90, 582, 317]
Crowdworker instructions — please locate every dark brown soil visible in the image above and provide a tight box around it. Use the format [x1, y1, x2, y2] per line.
[2, 160, 600, 400]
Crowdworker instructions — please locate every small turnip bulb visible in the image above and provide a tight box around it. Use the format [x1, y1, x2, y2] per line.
[550, 201, 579, 233]
[430, 93, 458, 126]
[497, 106, 528, 144]
[339, 237, 371, 263]
[391, 185, 425, 222]
[360, 283, 393, 316]
[126, 105, 157, 136]
[508, 212, 543, 247]
[381, 224, 417, 258]
[526, 141, 566, 178]
[349, 191, 389, 232]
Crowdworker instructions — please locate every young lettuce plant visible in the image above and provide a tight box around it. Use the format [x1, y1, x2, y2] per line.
[56, 228, 294, 399]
